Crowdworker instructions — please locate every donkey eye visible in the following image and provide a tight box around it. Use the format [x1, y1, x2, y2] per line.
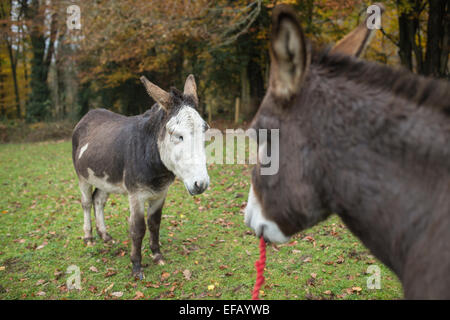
[172, 133, 183, 142]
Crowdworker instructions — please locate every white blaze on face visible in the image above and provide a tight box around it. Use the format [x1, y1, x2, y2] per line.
[244, 184, 290, 244]
[158, 106, 209, 195]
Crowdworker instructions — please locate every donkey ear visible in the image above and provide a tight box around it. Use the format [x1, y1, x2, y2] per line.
[269, 5, 310, 101]
[331, 3, 385, 57]
[183, 74, 199, 106]
[140, 76, 171, 111]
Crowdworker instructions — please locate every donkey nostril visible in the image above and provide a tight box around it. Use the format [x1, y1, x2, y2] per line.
[194, 181, 207, 193]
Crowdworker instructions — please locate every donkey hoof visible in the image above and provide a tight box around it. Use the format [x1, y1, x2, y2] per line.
[84, 237, 94, 246]
[153, 253, 165, 265]
[102, 233, 113, 243]
[132, 263, 144, 280]
[132, 270, 144, 280]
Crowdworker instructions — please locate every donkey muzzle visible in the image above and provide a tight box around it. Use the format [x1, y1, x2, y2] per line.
[186, 177, 209, 195]
[244, 184, 290, 244]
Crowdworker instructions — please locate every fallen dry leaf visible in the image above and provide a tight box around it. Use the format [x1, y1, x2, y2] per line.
[134, 291, 144, 299]
[36, 279, 46, 286]
[105, 269, 117, 277]
[89, 266, 98, 272]
[183, 269, 191, 281]
[111, 291, 123, 298]
[36, 241, 48, 250]
[54, 270, 63, 280]
[88, 286, 98, 293]
[161, 272, 170, 281]
[103, 283, 114, 294]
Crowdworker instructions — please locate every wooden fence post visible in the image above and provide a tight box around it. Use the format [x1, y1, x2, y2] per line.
[234, 97, 240, 125]
[208, 103, 212, 124]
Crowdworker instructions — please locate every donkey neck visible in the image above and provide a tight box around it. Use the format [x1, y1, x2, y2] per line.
[125, 110, 174, 192]
[307, 62, 450, 278]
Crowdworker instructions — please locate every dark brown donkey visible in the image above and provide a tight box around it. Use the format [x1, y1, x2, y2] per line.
[245, 5, 450, 299]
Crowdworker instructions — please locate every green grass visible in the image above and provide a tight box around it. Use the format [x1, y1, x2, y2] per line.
[0, 141, 402, 300]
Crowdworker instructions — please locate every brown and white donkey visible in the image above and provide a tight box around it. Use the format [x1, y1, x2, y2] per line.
[72, 75, 209, 279]
[245, 5, 450, 299]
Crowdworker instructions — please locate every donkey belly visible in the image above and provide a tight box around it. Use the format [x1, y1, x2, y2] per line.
[80, 168, 127, 194]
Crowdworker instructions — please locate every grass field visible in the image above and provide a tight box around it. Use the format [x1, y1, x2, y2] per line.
[0, 140, 403, 300]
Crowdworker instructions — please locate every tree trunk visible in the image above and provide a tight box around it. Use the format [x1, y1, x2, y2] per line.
[240, 65, 251, 118]
[397, 0, 421, 72]
[398, 13, 413, 70]
[397, 0, 448, 78]
[247, 57, 264, 117]
[305, 0, 314, 33]
[440, 3, 450, 78]
[0, 61, 5, 117]
[55, 31, 67, 119]
[6, 42, 21, 118]
[1, 0, 21, 118]
[77, 82, 91, 119]
[25, 0, 55, 122]
[19, 24, 28, 115]
[424, 0, 449, 78]
[238, 42, 265, 120]
[234, 97, 240, 124]
[410, 15, 423, 74]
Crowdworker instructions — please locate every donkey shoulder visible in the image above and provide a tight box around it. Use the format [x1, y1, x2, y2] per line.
[72, 109, 135, 172]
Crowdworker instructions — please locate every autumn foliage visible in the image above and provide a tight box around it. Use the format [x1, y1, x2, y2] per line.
[0, 0, 448, 121]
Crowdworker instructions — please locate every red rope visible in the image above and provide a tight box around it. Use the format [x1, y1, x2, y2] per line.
[252, 237, 266, 300]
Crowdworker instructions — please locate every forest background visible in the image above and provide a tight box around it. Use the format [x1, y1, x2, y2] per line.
[0, 0, 448, 141]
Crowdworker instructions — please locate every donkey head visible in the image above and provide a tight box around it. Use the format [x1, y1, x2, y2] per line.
[141, 75, 210, 195]
[245, 4, 381, 243]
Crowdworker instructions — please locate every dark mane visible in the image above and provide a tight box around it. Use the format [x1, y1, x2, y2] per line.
[142, 87, 198, 133]
[313, 47, 450, 117]
[169, 87, 197, 110]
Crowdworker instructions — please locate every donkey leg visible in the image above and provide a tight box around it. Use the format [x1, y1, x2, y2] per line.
[147, 196, 166, 265]
[79, 180, 94, 246]
[92, 188, 113, 242]
[128, 194, 146, 280]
